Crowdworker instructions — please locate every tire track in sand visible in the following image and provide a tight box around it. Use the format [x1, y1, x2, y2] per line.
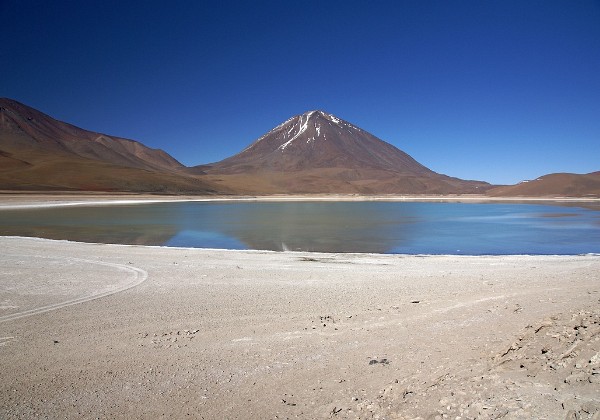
[0, 255, 148, 323]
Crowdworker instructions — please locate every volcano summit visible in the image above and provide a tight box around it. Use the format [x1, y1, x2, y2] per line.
[195, 110, 491, 194]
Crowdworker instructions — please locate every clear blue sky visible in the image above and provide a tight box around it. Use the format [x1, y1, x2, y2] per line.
[2, 0, 599, 185]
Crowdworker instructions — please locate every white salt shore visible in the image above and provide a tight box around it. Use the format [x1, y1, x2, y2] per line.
[0, 192, 599, 210]
[0, 195, 599, 418]
[1, 235, 599, 419]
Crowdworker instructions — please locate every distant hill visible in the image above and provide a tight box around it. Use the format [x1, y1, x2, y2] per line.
[192, 110, 492, 194]
[488, 172, 600, 198]
[0, 98, 220, 193]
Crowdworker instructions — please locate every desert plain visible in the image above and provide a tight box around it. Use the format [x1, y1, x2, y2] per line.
[1, 195, 599, 419]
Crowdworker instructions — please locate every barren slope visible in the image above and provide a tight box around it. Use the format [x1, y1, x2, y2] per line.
[488, 171, 600, 197]
[0, 98, 220, 193]
[195, 110, 491, 194]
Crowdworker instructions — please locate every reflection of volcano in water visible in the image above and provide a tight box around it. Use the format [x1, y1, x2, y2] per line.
[0, 201, 423, 252]
[0, 202, 421, 253]
[2, 201, 600, 254]
[209, 202, 420, 253]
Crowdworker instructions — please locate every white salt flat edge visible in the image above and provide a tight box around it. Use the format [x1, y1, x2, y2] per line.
[1, 235, 598, 258]
[1, 195, 599, 211]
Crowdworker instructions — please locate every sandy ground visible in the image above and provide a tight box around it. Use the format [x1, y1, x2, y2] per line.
[0, 235, 599, 419]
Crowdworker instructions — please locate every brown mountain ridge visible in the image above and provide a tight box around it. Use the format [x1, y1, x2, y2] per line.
[1, 98, 597, 197]
[0, 98, 220, 193]
[488, 171, 600, 198]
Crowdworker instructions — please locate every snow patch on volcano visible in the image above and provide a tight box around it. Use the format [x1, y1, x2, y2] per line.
[279, 111, 315, 151]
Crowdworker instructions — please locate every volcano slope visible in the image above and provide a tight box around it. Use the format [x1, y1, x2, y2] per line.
[193, 110, 491, 194]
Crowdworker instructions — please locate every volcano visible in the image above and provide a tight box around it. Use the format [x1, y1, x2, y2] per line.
[195, 110, 491, 194]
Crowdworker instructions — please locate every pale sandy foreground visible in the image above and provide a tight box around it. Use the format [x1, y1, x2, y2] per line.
[1, 237, 599, 419]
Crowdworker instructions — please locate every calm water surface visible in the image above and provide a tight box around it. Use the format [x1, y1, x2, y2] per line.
[1, 201, 599, 254]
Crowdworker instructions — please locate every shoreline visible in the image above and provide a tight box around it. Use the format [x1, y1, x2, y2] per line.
[0, 192, 599, 210]
[2, 234, 599, 258]
[1, 236, 599, 418]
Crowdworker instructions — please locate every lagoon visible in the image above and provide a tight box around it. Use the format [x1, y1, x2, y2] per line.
[0, 201, 599, 255]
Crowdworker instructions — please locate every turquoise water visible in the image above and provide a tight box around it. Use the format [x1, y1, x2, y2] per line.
[0, 201, 599, 254]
